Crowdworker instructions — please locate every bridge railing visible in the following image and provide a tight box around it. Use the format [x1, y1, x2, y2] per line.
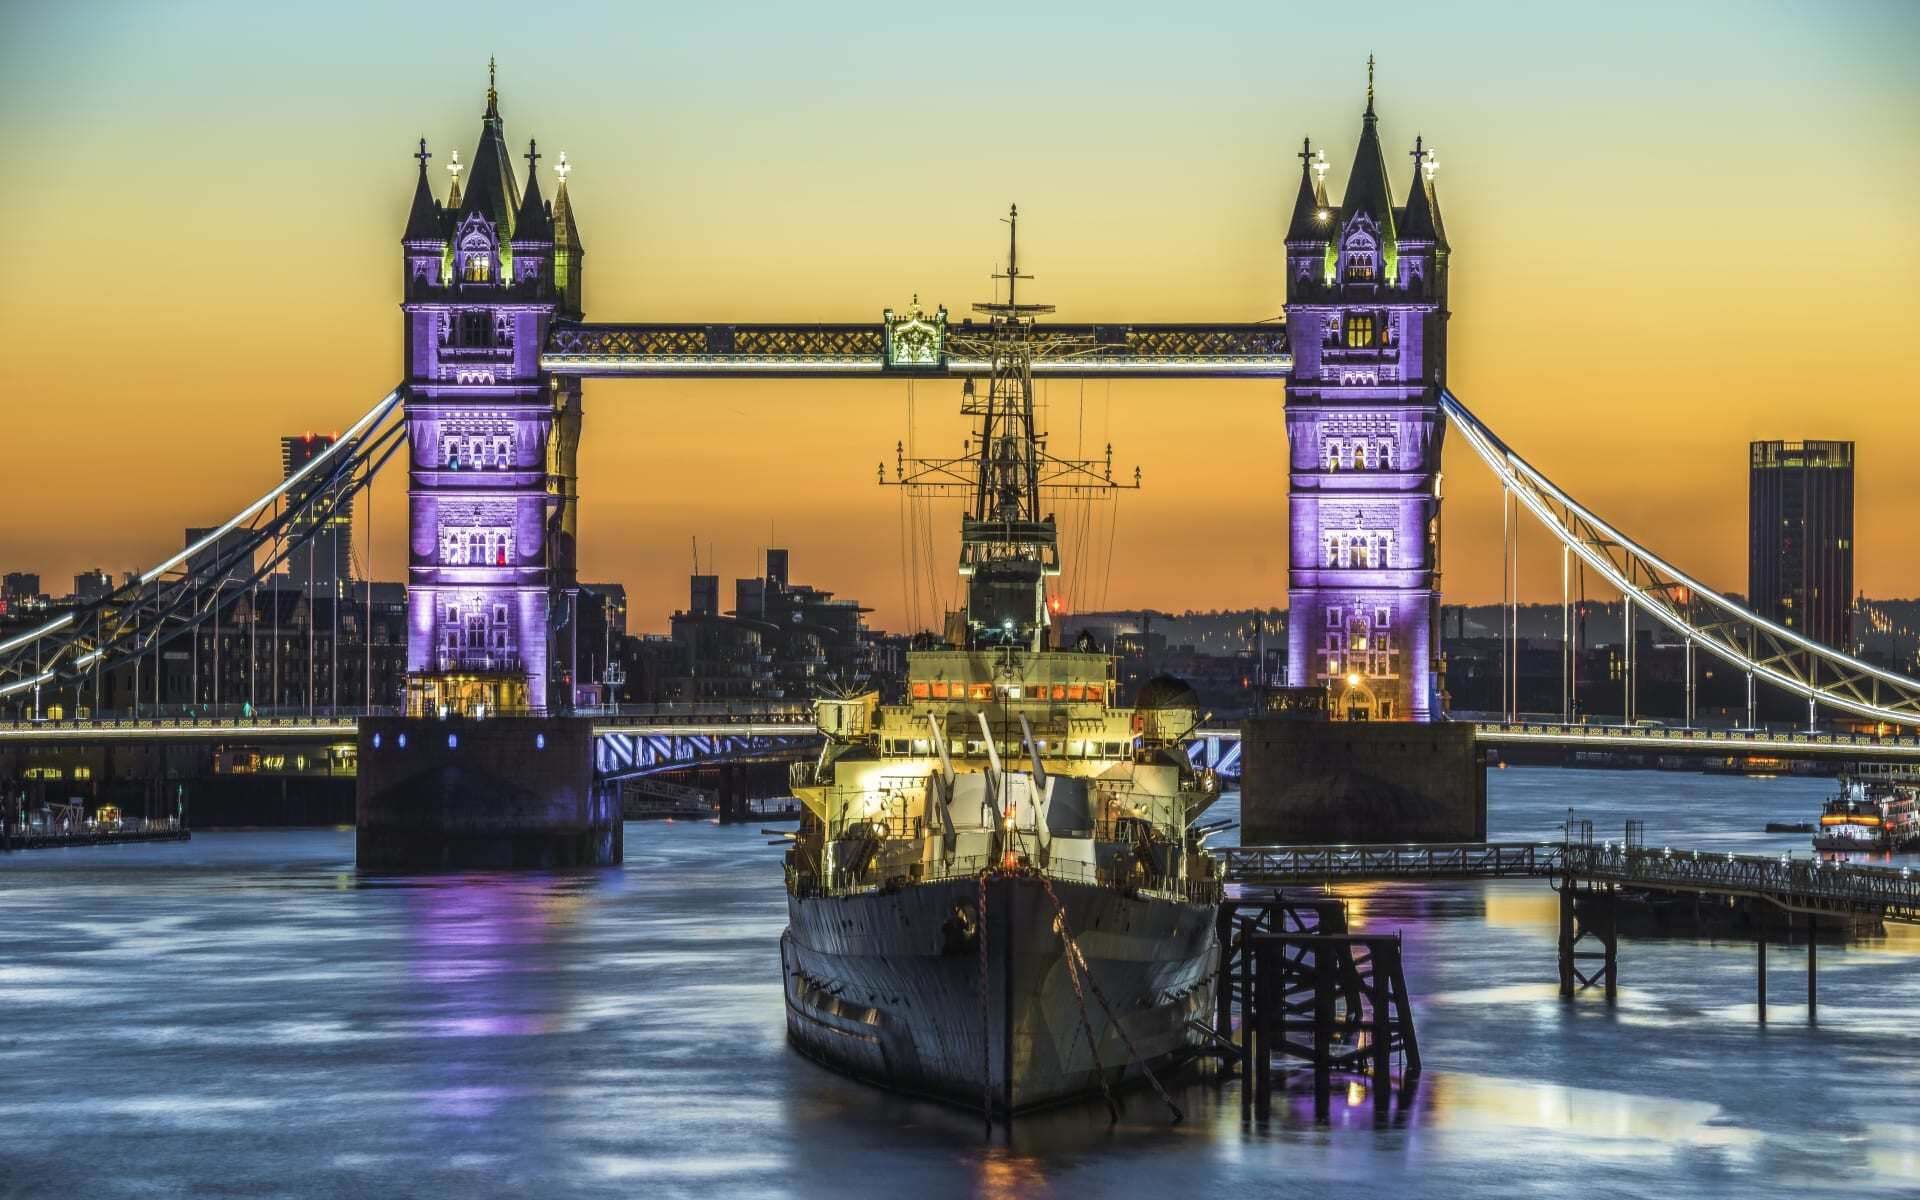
[1471, 721, 1920, 752]
[1221, 842, 1563, 881]
[1566, 844, 1920, 916]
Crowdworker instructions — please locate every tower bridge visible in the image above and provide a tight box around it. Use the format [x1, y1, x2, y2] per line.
[3, 66, 1916, 775]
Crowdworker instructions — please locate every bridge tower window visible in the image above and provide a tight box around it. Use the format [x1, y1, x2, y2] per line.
[1345, 313, 1375, 348]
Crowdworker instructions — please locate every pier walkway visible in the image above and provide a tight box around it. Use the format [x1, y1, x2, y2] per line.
[1219, 841, 1920, 922]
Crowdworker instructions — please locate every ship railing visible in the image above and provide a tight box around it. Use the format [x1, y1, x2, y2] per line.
[813, 848, 1213, 903]
[827, 814, 923, 842]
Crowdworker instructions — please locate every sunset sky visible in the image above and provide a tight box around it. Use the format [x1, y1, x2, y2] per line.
[3, 1, 1917, 634]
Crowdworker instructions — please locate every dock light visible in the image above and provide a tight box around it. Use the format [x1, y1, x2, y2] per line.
[397, 733, 407, 749]
[448, 733, 458, 749]
[536, 733, 546, 750]
[372, 733, 382, 749]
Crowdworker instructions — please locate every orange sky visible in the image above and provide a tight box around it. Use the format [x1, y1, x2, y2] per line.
[2, 2, 1917, 634]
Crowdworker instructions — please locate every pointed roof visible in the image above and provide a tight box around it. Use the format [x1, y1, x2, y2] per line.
[403, 138, 444, 243]
[1286, 137, 1329, 242]
[457, 65, 520, 238]
[553, 158, 584, 255]
[512, 140, 552, 243]
[1399, 139, 1443, 246]
[1340, 98, 1397, 237]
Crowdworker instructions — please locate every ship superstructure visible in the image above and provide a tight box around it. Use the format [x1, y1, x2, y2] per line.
[781, 210, 1224, 1118]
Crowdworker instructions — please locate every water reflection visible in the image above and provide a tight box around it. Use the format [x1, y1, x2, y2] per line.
[0, 770, 1914, 1198]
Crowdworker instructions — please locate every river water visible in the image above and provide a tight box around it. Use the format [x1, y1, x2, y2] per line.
[2, 767, 1915, 1199]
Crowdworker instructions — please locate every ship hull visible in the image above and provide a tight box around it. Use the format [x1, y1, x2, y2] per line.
[783, 874, 1216, 1115]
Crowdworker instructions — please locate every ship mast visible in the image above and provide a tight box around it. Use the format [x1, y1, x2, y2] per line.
[886, 207, 1137, 652]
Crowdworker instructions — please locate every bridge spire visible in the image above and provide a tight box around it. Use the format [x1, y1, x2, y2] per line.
[403, 138, 444, 244]
[1286, 136, 1329, 242]
[1401, 135, 1446, 248]
[1340, 59, 1396, 232]
[513, 138, 553, 245]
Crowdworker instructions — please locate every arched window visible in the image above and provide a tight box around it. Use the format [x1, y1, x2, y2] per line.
[1324, 535, 1340, 568]
[1345, 313, 1375, 348]
[1325, 439, 1341, 471]
[1351, 536, 1370, 569]
[1356, 441, 1372, 470]
[1344, 234, 1376, 282]
[1380, 440, 1395, 469]
[463, 253, 492, 283]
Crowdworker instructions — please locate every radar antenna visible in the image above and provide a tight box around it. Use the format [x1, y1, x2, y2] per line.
[882, 208, 1138, 651]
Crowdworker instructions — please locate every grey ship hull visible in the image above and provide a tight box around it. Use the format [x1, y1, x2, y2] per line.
[783, 874, 1216, 1115]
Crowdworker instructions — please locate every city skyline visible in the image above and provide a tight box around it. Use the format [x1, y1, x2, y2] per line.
[3, 2, 1917, 636]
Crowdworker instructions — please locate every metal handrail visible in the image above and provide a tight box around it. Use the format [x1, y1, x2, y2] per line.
[1221, 840, 1920, 920]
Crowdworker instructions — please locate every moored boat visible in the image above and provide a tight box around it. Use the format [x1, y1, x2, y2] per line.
[780, 212, 1223, 1117]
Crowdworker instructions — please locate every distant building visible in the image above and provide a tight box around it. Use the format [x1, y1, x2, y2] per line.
[73, 569, 113, 603]
[282, 434, 355, 599]
[1750, 440, 1854, 650]
[664, 548, 875, 700]
[2, 573, 39, 601]
[185, 527, 253, 588]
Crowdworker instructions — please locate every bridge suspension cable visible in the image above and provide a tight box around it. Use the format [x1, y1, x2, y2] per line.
[0, 387, 407, 702]
[1442, 390, 1920, 728]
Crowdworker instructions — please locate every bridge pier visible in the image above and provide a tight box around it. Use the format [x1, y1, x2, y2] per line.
[357, 715, 617, 869]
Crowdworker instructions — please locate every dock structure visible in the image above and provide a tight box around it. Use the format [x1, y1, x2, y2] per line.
[1214, 895, 1421, 1123]
[1220, 838, 1919, 1020]
[3, 823, 189, 851]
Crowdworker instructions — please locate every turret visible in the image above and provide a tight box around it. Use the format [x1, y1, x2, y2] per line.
[1284, 138, 1331, 290]
[1396, 137, 1447, 302]
[551, 152, 585, 316]
[401, 138, 447, 295]
[509, 138, 553, 287]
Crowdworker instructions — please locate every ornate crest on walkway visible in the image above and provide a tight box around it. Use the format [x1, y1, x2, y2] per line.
[883, 300, 947, 369]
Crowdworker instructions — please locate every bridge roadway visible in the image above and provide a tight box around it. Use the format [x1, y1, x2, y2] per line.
[1219, 841, 1920, 922]
[5, 714, 1920, 768]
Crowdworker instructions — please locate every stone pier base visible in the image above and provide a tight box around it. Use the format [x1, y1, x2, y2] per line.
[1239, 719, 1487, 845]
[356, 715, 619, 869]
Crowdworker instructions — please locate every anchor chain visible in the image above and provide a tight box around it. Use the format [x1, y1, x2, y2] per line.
[1041, 877, 1184, 1123]
[977, 870, 992, 1135]
[1051, 901, 1122, 1122]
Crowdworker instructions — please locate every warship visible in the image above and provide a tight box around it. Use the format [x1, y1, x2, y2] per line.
[781, 210, 1225, 1119]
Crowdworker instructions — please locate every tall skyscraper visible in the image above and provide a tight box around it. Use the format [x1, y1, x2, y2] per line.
[1750, 440, 1854, 650]
[281, 434, 355, 599]
[1283, 75, 1450, 721]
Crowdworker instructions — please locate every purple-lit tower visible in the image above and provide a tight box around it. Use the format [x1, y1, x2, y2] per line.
[399, 65, 586, 715]
[1284, 82, 1449, 721]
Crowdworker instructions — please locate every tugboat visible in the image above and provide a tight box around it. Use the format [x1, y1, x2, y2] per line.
[1813, 778, 1886, 853]
[780, 210, 1224, 1120]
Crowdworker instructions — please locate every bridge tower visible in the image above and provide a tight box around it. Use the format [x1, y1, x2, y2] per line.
[399, 64, 586, 715]
[1283, 73, 1449, 721]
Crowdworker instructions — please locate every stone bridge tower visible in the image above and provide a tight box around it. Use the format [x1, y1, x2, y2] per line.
[1283, 78, 1449, 721]
[399, 64, 586, 715]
